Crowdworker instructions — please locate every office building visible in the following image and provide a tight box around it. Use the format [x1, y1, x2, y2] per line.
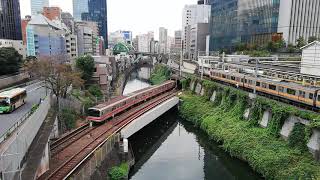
[159, 27, 168, 54]
[137, 34, 150, 53]
[75, 21, 94, 56]
[208, 0, 320, 51]
[26, 14, 67, 57]
[182, 4, 211, 57]
[72, 0, 108, 47]
[43, 7, 62, 20]
[65, 34, 78, 59]
[31, 0, 49, 15]
[173, 30, 182, 53]
[190, 23, 210, 60]
[73, 0, 88, 21]
[0, 0, 22, 40]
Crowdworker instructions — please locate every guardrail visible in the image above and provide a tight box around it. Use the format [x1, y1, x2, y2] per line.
[0, 80, 40, 93]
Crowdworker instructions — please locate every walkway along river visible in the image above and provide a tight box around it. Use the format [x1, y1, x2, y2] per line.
[122, 68, 262, 180]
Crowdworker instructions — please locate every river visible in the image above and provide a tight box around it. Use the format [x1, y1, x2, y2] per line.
[123, 68, 262, 180]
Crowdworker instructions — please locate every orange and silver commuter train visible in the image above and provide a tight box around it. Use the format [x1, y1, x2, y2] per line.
[209, 69, 320, 109]
[87, 80, 176, 123]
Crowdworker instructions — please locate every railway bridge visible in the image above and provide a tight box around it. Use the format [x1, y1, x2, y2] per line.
[30, 83, 179, 180]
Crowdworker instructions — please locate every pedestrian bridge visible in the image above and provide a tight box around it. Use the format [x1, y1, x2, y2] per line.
[35, 85, 178, 180]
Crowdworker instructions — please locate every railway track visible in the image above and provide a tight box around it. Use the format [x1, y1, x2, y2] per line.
[50, 123, 97, 156]
[40, 91, 176, 180]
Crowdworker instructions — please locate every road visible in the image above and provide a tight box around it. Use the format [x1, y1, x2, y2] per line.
[0, 82, 46, 138]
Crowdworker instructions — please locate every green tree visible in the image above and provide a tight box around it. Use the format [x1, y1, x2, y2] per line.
[287, 43, 296, 53]
[76, 55, 95, 83]
[296, 36, 306, 48]
[0, 47, 23, 75]
[308, 36, 318, 43]
[88, 85, 103, 100]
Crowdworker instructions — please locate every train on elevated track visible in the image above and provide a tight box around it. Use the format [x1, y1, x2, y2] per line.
[87, 80, 176, 123]
[208, 69, 320, 109]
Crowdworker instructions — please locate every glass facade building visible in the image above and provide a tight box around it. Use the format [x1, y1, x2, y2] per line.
[31, 0, 49, 15]
[208, 0, 280, 51]
[72, 0, 108, 47]
[0, 0, 22, 40]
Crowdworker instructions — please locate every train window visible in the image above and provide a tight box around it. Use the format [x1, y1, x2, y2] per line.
[269, 84, 276, 91]
[244, 79, 247, 83]
[222, 74, 226, 78]
[309, 93, 314, 100]
[279, 87, 284, 92]
[318, 95, 320, 101]
[262, 83, 267, 88]
[231, 76, 235, 81]
[241, 78, 244, 83]
[112, 106, 116, 111]
[299, 91, 305, 98]
[287, 88, 296, 95]
[256, 81, 261, 87]
[249, 80, 252, 84]
[88, 109, 100, 117]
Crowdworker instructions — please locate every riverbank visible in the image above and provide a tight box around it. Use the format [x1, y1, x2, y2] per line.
[179, 89, 320, 179]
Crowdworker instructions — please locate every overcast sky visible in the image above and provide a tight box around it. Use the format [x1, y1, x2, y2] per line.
[20, 0, 196, 38]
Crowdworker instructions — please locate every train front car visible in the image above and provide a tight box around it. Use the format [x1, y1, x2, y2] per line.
[86, 80, 176, 124]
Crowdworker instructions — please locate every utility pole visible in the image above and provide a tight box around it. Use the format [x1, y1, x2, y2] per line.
[180, 40, 184, 77]
[253, 58, 258, 94]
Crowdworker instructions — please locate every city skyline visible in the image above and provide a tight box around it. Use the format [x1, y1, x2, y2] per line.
[20, 0, 195, 38]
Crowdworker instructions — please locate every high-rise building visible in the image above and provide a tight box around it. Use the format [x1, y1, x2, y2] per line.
[159, 27, 168, 54]
[26, 14, 67, 57]
[43, 7, 62, 20]
[167, 36, 175, 53]
[73, 0, 89, 21]
[31, 0, 49, 15]
[207, 0, 320, 51]
[137, 34, 150, 53]
[0, 0, 22, 40]
[182, 4, 211, 57]
[190, 23, 209, 60]
[173, 30, 182, 53]
[72, 0, 108, 47]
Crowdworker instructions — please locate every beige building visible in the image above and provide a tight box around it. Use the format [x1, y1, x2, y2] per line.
[300, 41, 320, 76]
[0, 39, 26, 58]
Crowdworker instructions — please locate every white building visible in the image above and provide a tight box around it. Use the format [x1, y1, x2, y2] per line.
[137, 34, 150, 53]
[166, 36, 175, 53]
[75, 21, 94, 56]
[278, 1, 320, 46]
[0, 39, 26, 58]
[182, 4, 211, 58]
[31, 0, 49, 15]
[159, 27, 168, 54]
[300, 41, 320, 76]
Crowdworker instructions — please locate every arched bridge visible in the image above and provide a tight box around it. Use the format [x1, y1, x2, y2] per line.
[36, 81, 179, 180]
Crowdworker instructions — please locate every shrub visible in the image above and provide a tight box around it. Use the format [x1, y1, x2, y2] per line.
[150, 64, 171, 85]
[60, 108, 77, 130]
[108, 163, 129, 180]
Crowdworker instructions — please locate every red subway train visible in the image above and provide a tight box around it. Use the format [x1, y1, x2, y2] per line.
[87, 80, 176, 123]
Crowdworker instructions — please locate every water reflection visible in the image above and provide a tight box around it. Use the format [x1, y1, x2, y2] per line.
[129, 109, 262, 180]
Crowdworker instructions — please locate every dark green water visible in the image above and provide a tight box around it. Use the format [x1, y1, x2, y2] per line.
[128, 108, 263, 180]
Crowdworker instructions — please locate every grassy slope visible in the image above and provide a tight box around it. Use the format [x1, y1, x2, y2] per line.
[179, 92, 320, 179]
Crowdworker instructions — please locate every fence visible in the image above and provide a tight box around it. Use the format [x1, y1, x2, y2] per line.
[0, 95, 51, 180]
[69, 133, 121, 180]
[0, 73, 29, 90]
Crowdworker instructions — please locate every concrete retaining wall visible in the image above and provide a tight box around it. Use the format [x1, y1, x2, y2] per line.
[195, 83, 202, 95]
[307, 129, 320, 161]
[0, 95, 51, 180]
[70, 133, 120, 179]
[259, 110, 272, 128]
[210, 91, 217, 102]
[0, 73, 29, 90]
